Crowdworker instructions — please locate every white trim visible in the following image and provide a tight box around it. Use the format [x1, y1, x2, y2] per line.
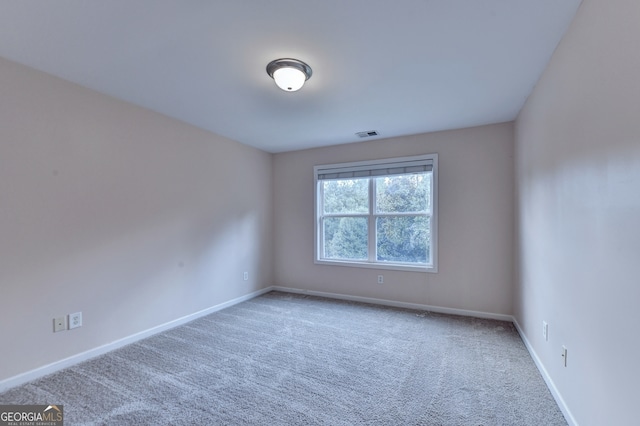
[271, 286, 512, 321]
[429, 155, 438, 272]
[314, 259, 433, 273]
[0, 287, 272, 393]
[512, 318, 578, 426]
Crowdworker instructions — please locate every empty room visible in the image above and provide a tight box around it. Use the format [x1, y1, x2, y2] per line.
[0, 1, 638, 425]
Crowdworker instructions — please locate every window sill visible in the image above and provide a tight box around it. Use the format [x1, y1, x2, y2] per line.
[315, 259, 437, 273]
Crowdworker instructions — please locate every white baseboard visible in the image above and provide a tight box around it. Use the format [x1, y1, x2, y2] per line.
[270, 286, 514, 322]
[512, 318, 578, 426]
[0, 287, 272, 393]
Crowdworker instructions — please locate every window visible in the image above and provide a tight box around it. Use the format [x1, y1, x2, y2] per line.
[314, 154, 437, 272]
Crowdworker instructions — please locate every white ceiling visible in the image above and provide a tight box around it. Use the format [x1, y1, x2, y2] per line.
[0, 1, 581, 153]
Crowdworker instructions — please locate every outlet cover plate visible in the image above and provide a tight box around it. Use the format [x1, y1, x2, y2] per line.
[69, 312, 82, 329]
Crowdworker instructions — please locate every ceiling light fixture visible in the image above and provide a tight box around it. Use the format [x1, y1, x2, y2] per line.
[266, 58, 312, 92]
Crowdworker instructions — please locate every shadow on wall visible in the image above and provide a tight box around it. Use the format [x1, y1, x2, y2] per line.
[0, 192, 265, 380]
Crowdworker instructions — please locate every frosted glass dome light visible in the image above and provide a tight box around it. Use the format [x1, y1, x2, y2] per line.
[266, 58, 312, 92]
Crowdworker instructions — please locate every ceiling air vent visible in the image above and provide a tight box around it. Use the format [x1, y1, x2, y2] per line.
[356, 130, 379, 138]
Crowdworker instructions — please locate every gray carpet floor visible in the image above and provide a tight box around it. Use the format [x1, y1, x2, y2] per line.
[0, 291, 567, 425]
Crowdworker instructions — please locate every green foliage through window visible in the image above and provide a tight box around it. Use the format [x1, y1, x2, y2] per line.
[323, 217, 368, 260]
[323, 179, 368, 214]
[318, 171, 433, 267]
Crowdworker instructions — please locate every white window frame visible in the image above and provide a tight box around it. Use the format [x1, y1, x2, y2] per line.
[314, 154, 438, 273]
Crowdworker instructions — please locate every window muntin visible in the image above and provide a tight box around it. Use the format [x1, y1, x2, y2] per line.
[315, 154, 437, 272]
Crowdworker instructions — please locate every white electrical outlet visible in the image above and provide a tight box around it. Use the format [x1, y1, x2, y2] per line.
[542, 321, 548, 341]
[243, 271, 248, 281]
[377, 275, 384, 284]
[68, 312, 82, 329]
[53, 317, 66, 333]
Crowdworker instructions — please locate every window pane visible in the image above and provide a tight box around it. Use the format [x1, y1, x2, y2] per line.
[323, 179, 369, 214]
[375, 173, 430, 213]
[323, 217, 368, 260]
[376, 216, 430, 264]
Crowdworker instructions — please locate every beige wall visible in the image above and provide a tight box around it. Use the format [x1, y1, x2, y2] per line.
[273, 123, 514, 315]
[514, 0, 640, 424]
[0, 57, 273, 382]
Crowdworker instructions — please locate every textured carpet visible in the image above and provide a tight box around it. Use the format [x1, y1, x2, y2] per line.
[0, 291, 566, 425]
